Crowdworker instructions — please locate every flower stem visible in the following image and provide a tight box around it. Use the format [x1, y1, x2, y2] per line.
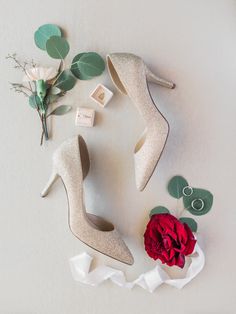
[42, 113, 49, 141]
[176, 198, 186, 218]
[40, 130, 44, 146]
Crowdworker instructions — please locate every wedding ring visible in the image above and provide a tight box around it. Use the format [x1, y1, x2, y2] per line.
[191, 199, 204, 211]
[182, 186, 193, 196]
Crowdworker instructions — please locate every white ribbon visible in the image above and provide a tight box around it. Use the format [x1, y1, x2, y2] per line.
[69, 243, 205, 293]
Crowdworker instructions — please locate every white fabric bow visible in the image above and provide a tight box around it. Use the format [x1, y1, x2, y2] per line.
[69, 243, 205, 293]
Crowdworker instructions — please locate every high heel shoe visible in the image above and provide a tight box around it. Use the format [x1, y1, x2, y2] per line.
[107, 53, 175, 191]
[41, 136, 134, 265]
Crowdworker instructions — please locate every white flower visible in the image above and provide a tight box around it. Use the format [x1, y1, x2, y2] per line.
[23, 67, 58, 82]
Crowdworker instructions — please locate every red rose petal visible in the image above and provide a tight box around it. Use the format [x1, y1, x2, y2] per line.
[176, 254, 185, 268]
[144, 213, 197, 268]
[166, 256, 176, 267]
[183, 224, 197, 255]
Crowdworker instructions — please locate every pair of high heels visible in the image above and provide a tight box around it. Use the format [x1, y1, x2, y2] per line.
[41, 53, 175, 265]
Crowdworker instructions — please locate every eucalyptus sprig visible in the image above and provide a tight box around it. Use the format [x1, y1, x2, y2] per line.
[149, 175, 214, 232]
[7, 24, 105, 145]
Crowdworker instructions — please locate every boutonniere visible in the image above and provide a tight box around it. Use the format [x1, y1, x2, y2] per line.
[7, 24, 105, 145]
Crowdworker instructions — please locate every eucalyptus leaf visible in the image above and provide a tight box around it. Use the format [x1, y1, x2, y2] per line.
[71, 53, 92, 80]
[183, 188, 213, 216]
[29, 94, 41, 109]
[167, 175, 189, 199]
[34, 24, 61, 50]
[54, 70, 76, 91]
[45, 94, 60, 105]
[49, 105, 71, 116]
[149, 206, 170, 217]
[179, 217, 198, 232]
[49, 86, 61, 95]
[74, 52, 105, 77]
[46, 36, 69, 59]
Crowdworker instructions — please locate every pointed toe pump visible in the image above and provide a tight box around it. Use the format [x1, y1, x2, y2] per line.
[107, 53, 175, 191]
[41, 136, 134, 265]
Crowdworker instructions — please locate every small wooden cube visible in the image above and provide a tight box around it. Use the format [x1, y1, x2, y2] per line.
[90, 84, 113, 107]
[75, 107, 95, 127]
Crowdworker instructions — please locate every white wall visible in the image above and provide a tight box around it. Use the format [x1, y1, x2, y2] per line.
[1, 0, 236, 313]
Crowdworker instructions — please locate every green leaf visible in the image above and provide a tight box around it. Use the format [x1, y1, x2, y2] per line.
[45, 94, 60, 105]
[179, 217, 198, 232]
[49, 86, 61, 95]
[167, 175, 189, 199]
[36, 79, 47, 101]
[54, 70, 76, 91]
[29, 94, 41, 109]
[149, 206, 170, 217]
[46, 36, 69, 59]
[34, 24, 61, 50]
[49, 105, 71, 116]
[71, 53, 93, 80]
[183, 188, 213, 216]
[74, 52, 105, 77]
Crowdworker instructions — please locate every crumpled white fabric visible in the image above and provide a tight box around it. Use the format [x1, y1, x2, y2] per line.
[69, 243, 205, 293]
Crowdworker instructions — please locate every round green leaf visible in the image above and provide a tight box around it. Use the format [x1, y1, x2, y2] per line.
[49, 105, 71, 116]
[34, 24, 61, 50]
[29, 94, 41, 109]
[49, 86, 61, 95]
[75, 52, 105, 77]
[46, 36, 69, 59]
[71, 53, 92, 80]
[167, 175, 189, 199]
[179, 217, 198, 232]
[183, 188, 213, 216]
[54, 70, 76, 91]
[149, 206, 170, 217]
[45, 94, 60, 105]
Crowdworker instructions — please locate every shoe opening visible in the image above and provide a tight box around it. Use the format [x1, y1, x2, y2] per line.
[87, 213, 114, 231]
[134, 131, 147, 154]
[107, 56, 127, 95]
[78, 135, 90, 179]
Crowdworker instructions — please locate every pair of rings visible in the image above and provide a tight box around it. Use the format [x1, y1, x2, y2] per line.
[182, 186, 204, 211]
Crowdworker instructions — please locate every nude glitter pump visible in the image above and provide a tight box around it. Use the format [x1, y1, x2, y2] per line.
[41, 136, 134, 265]
[107, 53, 175, 191]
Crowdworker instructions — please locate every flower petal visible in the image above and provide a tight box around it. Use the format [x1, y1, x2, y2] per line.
[175, 254, 185, 268]
[23, 67, 58, 82]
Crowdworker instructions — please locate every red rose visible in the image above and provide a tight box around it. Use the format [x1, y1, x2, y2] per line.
[144, 213, 196, 268]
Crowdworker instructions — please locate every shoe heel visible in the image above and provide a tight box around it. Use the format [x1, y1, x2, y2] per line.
[41, 170, 59, 198]
[145, 66, 175, 89]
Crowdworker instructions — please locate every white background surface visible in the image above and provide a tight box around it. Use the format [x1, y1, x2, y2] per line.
[1, 0, 236, 313]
